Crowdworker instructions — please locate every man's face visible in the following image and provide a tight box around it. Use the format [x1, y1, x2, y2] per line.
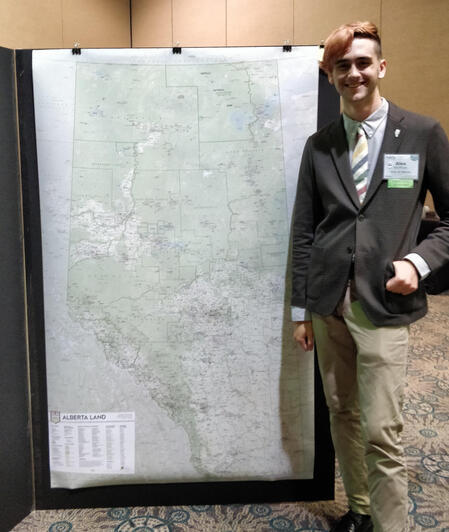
[328, 38, 386, 106]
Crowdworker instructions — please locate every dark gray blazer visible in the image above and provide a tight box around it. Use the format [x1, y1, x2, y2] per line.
[291, 102, 449, 326]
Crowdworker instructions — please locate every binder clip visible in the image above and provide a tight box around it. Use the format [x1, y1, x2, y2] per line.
[72, 42, 81, 55]
[318, 40, 325, 61]
[172, 47, 182, 54]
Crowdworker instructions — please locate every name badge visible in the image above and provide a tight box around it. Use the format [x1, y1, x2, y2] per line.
[384, 154, 419, 189]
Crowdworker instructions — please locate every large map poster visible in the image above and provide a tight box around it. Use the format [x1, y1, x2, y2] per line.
[33, 47, 318, 489]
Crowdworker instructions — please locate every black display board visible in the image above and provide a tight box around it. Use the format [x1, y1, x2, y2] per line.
[0, 47, 34, 531]
[15, 49, 339, 511]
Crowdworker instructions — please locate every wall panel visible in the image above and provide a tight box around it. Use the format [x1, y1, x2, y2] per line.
[62, 0, 130, 48]
[380, 0, 449, 134]
[293, 0, 381, 45]
[132, 0, 172, 47]
[173, 0, 226, 47]
[0, 0, 63, 49]
[227, 0, 293, 46]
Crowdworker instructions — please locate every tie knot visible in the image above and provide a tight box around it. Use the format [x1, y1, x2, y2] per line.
[356, 124, 365, 139]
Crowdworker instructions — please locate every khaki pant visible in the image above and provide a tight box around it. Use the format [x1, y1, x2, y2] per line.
[312, 287, 409, 532]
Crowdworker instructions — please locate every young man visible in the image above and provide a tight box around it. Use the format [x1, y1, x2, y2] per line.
[291, 22, 449, 532]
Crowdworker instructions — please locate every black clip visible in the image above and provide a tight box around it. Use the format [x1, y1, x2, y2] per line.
[283, 45, 292, 53]
[172, 47, 182, 54]
[72, 42, 81, 55]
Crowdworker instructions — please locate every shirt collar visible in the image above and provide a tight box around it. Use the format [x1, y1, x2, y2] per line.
[343, 98, 389, 139]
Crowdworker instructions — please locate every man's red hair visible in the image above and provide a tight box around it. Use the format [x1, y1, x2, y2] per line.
[320, 21, 382, 74]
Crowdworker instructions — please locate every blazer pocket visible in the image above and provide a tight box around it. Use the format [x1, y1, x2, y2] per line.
[306, 246, 326, 300]
[383, 262, 423, 314]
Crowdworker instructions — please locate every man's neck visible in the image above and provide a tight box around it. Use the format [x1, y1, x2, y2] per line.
[343, 93, 383, 122]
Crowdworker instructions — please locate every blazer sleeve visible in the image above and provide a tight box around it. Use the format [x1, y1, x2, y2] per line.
[410, 121, 449, 272]
[291, 136, 322, 308]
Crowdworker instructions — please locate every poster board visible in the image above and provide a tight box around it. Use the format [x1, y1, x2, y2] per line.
[15, 48, 338, 509]
[0, 46, 33, 531]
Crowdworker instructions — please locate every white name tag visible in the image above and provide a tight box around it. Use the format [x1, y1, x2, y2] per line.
[383, 154, 419, 181]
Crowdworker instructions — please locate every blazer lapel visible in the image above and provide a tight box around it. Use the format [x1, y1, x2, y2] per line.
[330, 117, 361, 208]
[362, 102, 407, 207]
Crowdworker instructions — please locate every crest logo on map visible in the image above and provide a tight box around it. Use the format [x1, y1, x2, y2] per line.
[50, 410, 61, 424]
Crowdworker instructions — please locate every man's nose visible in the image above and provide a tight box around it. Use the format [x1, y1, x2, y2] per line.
[347, 64, 360, 78]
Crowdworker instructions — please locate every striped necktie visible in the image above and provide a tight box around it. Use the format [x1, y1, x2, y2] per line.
[351, 125, 369, 203]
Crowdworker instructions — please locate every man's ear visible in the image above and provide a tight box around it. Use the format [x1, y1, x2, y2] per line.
[378, 59, 387, 79]
[327, 72, 334, 85]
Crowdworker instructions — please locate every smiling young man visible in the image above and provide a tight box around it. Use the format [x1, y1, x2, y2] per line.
[291, 22, 449, 532]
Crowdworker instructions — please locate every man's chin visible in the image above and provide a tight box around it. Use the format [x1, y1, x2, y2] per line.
[344, 90, 367, 103]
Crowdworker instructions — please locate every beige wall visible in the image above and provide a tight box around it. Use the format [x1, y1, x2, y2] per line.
[1, 0, 447, 131]
[0, 0, 130, 49]
[381, 0, 449, 133]
[131, 0, 449, 132]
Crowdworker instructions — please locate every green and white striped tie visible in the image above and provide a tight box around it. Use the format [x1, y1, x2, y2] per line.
[352, 125, 369, 203]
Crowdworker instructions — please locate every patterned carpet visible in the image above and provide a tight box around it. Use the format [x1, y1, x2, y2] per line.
[13, 295, 449, 532]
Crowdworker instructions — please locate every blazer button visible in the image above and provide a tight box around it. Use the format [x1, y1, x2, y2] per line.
[358, 214, 365, 221]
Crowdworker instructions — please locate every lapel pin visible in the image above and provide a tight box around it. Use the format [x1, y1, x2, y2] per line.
[394, 129, 401, 138]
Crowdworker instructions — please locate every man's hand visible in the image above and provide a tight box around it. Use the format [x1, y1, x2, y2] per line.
[385, 260, 419, 295]
[293, 321, 314, 351]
